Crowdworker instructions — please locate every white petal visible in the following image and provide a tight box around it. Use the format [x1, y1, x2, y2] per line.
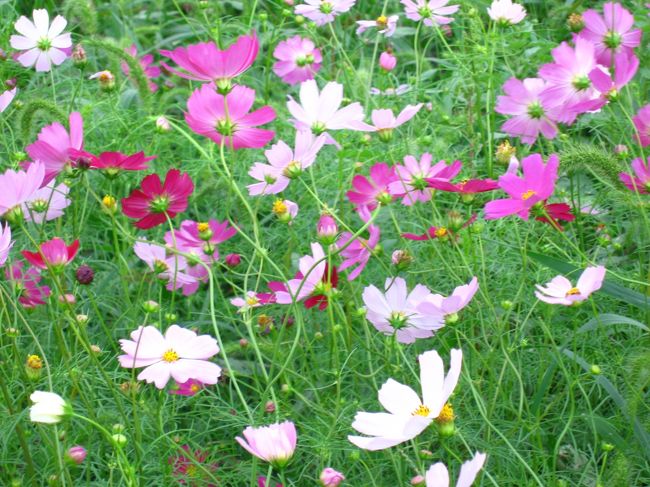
[47, 15, 68, 38]
[378, 378, 422, 415]
[35, 51, 52, 72]
[425, 462, 450, 487]
[16, 48, 41, 68]
[10, 34, 37, 50]
[32, 9, 50, 37]
[419, 349, 445, 414]
[456, 452, 487, 487]
[14, 16, 39, 39]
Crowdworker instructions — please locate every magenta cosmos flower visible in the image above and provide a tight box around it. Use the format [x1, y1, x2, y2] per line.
[236, 421, 297, 468]
[389, 154, 462, 206]
[357, 14, 399, 37]
[0, 87, 17, 113]
[167, 219, 236, 262]
[401, 0, 459, 26]
[347, 162, 398, 211]
[417, 277, 478, 322]
[337, 223, 380, 281]
[10, 9, 71, 72]
[122, 169, 194, 229]
[185, 83, 276, 150]
[402, 214, 477, 241]
[133, 241, 199, 295]
[22, 182, 71, 224]
[425, 452, 487, 487]
[295, 0, 356, 26]
[169, 379, 204, 397]
[575, 52, 638, 112]
[0, 224, 13, 266]
[119, 324, 221, 389]
[22, 237, 79, 271]
[160, 33, 258, 92]
[484, 153, 559, 220]
[26, 112, 84, 183]
[6, 262, 51, 308]
[273, 36, 322, 85]
[358, 104, 423, 141]
[620, 156, 650, 194]
[535, 266, 606, 306]
[579, 2, 641, 66]
[0, 162, 45, 221]
[70, 149, 155, 177]
[632, 104, 650, 147]
[121, 44, 160, 92]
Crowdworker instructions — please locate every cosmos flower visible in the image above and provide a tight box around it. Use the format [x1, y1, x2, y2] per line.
[133, 241, 198, 295]
[426, 177, 498, 195]
[632, 104, 650, 147]
[10, 9, 71, 71]
[236, 421, 297, 468]
[400, 0, 459, 26]
[357, 105, 423, 142]
[5, 262, 51, 307]
[370, 85, 410, 96]
[169, 379, 205, 397]
[0, 162, 46, 221]
[167, 219, 237, 262]
[425, 452, 487, 487]
[402, 214, 477, 241]
[272, 36, 322, 85]
[379, 51, 397, 71]
[0, 88, 17, 113]
[417, 277, 479, 322]
[22, 182, 71, 224]
[357, 14, 399, 37]
[169, 445, 217, 486]
[295, 0, 357, 26]
[535, 266, 606, 305]
[347, 162, 398, 211]
[620, 156, 650, 194]
[29, 391, 70, 423]
[121, 44, 161, 92]
[69, 150, 155, 177]
[22, 237, 79, 271]
[337, 223, 381, 281]
[0, 224, 13, 266]
[389, 154, 462, 206]
[487, 0, 526, 25]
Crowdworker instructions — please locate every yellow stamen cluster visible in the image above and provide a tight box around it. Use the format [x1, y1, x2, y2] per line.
[412, 404, 431, 417]
[162, 349, 180, 363]
[495, 140, 516, 164]
[26, 354, 43, 370]
[102, 194, 117, 210]
[521, 190, 536, 201]
[565, 287, 581, 296]
[376, 15, 388, 27]
[435, 227, 448, 238]
[436, 403, 455, 423]
[197, 222, 210, 233]
[272, 199, 288, 215]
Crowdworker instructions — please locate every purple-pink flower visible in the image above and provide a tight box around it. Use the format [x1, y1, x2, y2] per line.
[236, 421, 297, 467]
[166, 219, 236, 263]
[401, 0, 459, 26]
[619, 156, 650, 194]
[5, 262, 50, 307]
[337, 223, 380, 281]
[320, 467, 345, 486]
[379, 51, 397, 71]
[272, 36, 322, 85]
[0, 224, 13, 267]
[535, 266, 606, 306]
[0, 87, 17, 113]
[295, 0, 356, 26]
[134, 241, 200, 295]
[417, 277, 479, 322]
[122, 44, 161, 92]
[632, 104, 650, 147]
[22, 182, 70, 224]
[22, 237, 79, 271]
[169, 379, 205, 397]
[347, 162, 398, 211]
[389, 154, 462, 206]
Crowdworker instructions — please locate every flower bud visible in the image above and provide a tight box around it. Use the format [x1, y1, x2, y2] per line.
[90, 344, 101, 354]
[89, 71, 116, 92]
[320, 467, 345, 486]
[155, 116, 171, 133]
[142, 300, 159, 313]
[75, 264, 94, 285]
[264, 401, 276, 413]
[239, 338, 249, 348]
[590, 364, 602, 375]
[58, 294, 76, 305]
[391, 249, 413, 271]
[72, 44, 87, 68]
[225, 253, 241, 268]
[102, 194, 117, 214]
[25, 354, 43, 380]
[500, 300, 514, 310]
[66, 445, 87, 465]
[495, 140, 516, 165]
[317, 214, 338, 245]
[567, 13, 584, 32]
[76, 314, 89, 325]
[411, 475, 426, 486]
[379, 51, 396, 72]
[601, 442, 614, 452]
[112, 434, 127, 447]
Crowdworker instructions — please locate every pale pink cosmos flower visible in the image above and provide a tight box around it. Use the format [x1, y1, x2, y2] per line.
[337, 223, 380, 281]
[357, 14, 399, 37]
[0, 88, 17, 113]
[6, 262, 51, 307]
[379, 51, 397, 71]
[247, 131, 327, 195]
[121, 44, 161, 92]
[425, 452, 487, 487]
[487, 0, 526, 25]
[0, 224, 13, 266]
[389, 154, 462, 206]
[358, 104, 422, 141]
[133, 241, 199, 296]
[231, 291, 263, 312]
[362, 277, 445, 343]
[22, 182, 70, 224]
[166, 219, 236, 263]
[0, 162, 46, 219]
[632, 104, 650, 147]
[272, 36, 322, 85]
[236, 421, 297, 467]
[417, 277, 478, 322]
[118, 324, 221, 389]
[370, 84, 410, 96]
[10, 9, 71, 72]
[295, 0, 356, 26]
[535, 266, 606, 306]
[347, 162, 398, 211]
[274, 242, 327, 304]
[401, 0, 459, 26]
[620, 156, 650, 194]
[273, 199, 299, 224]
[349, 349, 462, 450]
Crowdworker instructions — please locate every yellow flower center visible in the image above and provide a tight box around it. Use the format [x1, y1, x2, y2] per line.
[190, 384, 201, 393]
[436, 403, 455, 423]
[565, 287, 581, 296]
[102, 194, 117, 209]
[435, 227, 448, 238]
[376, 15, 388, 26]
[412, 404, 431, 417]
[197, 222, 210, 233]
[245, 295, 259, 306]
[26, 354, 43, 369]
[272, 199, 288, 215]
[521, 190, 536, 201]
[162, 349, 180, 363]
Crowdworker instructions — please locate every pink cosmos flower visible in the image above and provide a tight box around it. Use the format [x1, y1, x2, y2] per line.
[121, 169, 194, 229]
[632, 104, 650, 147]
[379, 51, 397, 71]
[26, 112, 84, 183]
[236, 421, 297, 467]
[185, 83, 276, 150]
[389, 155, 462, 206]
[620, 156, 650, 194]
[402, 214, 477, 241]
[425, 452, 487, 487]
[118, 324, 221, 389]
[320, 468, 345, 487]
[160, 33, 259, 92]
[417, 277, 479, 322]
[358, 104, 423, 141]
[22, 237, 79, 271]
[535, 266, 606, 306]
[357, 14, 399, 37]
[401, 0, 459, 26]
[231, 291, 264, 311]
[247, 131, 327, 195]
[0, 224, 13, 266]
[167, 219, 236, 262]
[337, 224, 380, 281]
[487, 0, 526, 25]
[0, 162, 46, 220]
[295, 0, 356, 26]
[272, 36, 322, 85]
[580, 2, 641, 66]
[133, 241, 198, 295]
[22, 182, 70, 224]
[0, 88, 17, 113]
[121, 44, 161, 92]
[362, 277, 445, 343]
[6, 262, 51, 307]
[10, 9, 71, 72]
[347, 162, 398, 211]
[495, 78, 562, 144]
[484, 153, 559, 220]
[426, 177, 498, 195]
[169, 379, 204, 397]
[69, 150, 155, 176]
[258, 477, 282, 487]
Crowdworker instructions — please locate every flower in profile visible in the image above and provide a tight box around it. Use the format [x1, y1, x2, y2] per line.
[133, 241, 198, 295]
[426, 177, 498, 196]
[248, 131, 327, 195]
[484, 153, 559, 220]
[362, 277, 445, 343]
[118, 324, 221, 389]
[579, 2, 641, 66]
[357, 14, 399, 37]
[337, 223, 380, 281]
[632, 104, 650, 147]
[349, 349, 462, 450]
[6, 263, 51, 307]
[66, 445, 87, 465]
[89, 70, 116, 91]
[69, 150, 155, 177]
[347, 162, 398, 211]
[295, 0, 356, 26]
[236, 421, 297, 468]
[320, 467, 345, 486]
[121, 44, 161, 92]
[575, 52, 639, 112]
[0, 162, 46, 222]
[22, 238, 79, 271]
[160, 33, 259, 93]
[168, 219, 237, 262]
[418, 277, 479, 323]
[186, 84, 276, 150]
[358, 105, 423, 142]
[272, 199, 299, 224]
[402, 215, 477, 242]
[0, 224, 13, 266]
[317, 213, 339, 245]
[22, 182, 71, 224]
[487, 0, 526, 25]
[169, 379, 205, 397]
[273, 36, 322, 85]
[0, 87, 17, 113]
[535, 266, 606, 306]
[425, 452, 487, 487]
[10, 9, 71, 71]
[534, 202, 575, 229]
[379, 51, 397, 72]
[26, 112, 84, 183]
[620, 156, 650, 194]
[122, 169, 194, 229]
[389, 154, 462, 206]
[231, 291, 264, 312]
[29, 391, 70, 423]
[401, 0, 460, 26]
[169, 445, 217, 486]
[370, 84, 410, 96]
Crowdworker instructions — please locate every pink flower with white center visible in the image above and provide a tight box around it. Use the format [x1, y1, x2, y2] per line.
[362, 277, 445, 343]
[6, 262, 50, 307]
[425, 452, 487, 487]
[26, 112, 84, 183]
[357, 14, 399, 37]
[389, 154, 462, 206]
[295, 0, 356, 26]
[538, 38, 601, 123]
[22, 237, 79, 271]
[535, 266, 606, 306]
[0, 224, 13, 266]
[22, 182, 70, 224]
[347, 162, 398, 211]
[620, 156, 650, 194]
[121, 44, 161, 92]
[379, 51, 397, 71]
[272, 36, 322, 85]
[495, 78, 562, 145]
[247, 131, 327, 195]
[400, 0, 459, 26]
[487, 0, 526, 25]
[0, 162, 45, 221]
[484, 153, 559, 220]
[632, 104, 650, 147]
[417, 277, 478, 323]
[580, 2, 641, 66]
[337, 223, 380, 281]
[237, 421, 297, 468]
[349, 349, 462, 450]
[186, 83, 276, 150]
[358, 104, 422, 142]
[118, 324, 221, 389]
[231, 291, 264, 312]
[133, 241, 198, 295]
[274, 242, 328, 304]
[10, 9, 71, 72]
[0, 88, 17, 113]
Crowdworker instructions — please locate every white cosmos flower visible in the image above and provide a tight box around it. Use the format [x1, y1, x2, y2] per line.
[10, 9, 72, 72]
[426, 452, 487, 487]
[29, 391, 69, 424]
[348, 348, 462, 450]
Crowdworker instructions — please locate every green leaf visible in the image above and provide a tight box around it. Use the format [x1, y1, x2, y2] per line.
[579, 314, 649, 334]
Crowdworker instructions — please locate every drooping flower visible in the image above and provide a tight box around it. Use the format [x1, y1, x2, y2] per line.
[118, 324, 221, 389]
[400, 0, 460, 26]
[425, 452, 487, 487]
[0, 88, 17, 113]
[349, 349, 462, 450]
[186, 83, 276, 150]
[362, 277, 445, 343]
[273, 36, 322, 85]
[22, 182, 71, 224]
[337, 223, 380, 281]
[133, 241, 198, 295]
[88, 70, 116, 91]
[535, 266, 606, 306]
[417, 277, 478, 323]
[632, 104, 650, 147]
[575, 52, 639, 112]
[169, 445, 217, 486]
[347, 162, 398, 211]
[169, 379, 205, 397]
[357, 14, 399, 37]
[389, 154, 462, 206]
[620, 156, 650, 194]
[10, 9, 71, 72]
[0, 224, 13, 266]
[320, 467, 345, 487]
[358, 105, 423, 142]
[487, 0, 526, 25]
[0, 162, 46, 221]
[69, 150, 155, 177]
[236, 421, 297, 468]
[167, 219, 237, 262]
[121, 44, 161, 92]
[29, 391, 70, 423]
[379, 51, 397, 72]
[533, 202, 575, 229]
[295, 0, 357, 26]
[247, 131, 327, 195]
[402, 214, 477, 241]
[5, 262, 51, 307]
[122, 169, 194, 229]
[22, 237, 79, 271]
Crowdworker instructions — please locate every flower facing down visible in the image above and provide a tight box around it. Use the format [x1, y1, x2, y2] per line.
[10, 9, 72, 71]
[273, 36, 322, 85]
[535, 266, 606, 306]
[29, 391, 70, 423]
[6, 263, 51, 308]
[0, 224, 14, 266]
[487, 0, 526, 25]
[22, 238, 79, 271]
[620, 156, 650, 194]
[348, 348, 462, 450]
[320, 467, 345, 486]
[295, 0, 357, 26]
[401, 0, 460, 26]
[169, 379, 204, 397]
[417, 277, 479, 323]
[118, 324, 221, 389]
[425, 452, 487, 487]
[236, 421, 297, 468]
